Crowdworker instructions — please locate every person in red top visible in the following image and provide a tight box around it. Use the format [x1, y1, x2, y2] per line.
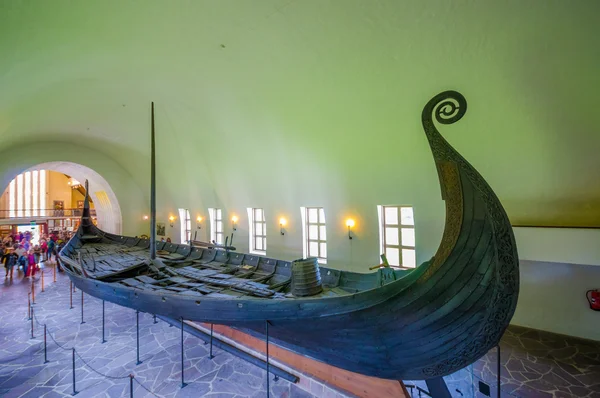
[26, 249, 37, 278]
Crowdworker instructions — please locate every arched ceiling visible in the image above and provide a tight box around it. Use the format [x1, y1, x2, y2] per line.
[1, 0, 599, 228]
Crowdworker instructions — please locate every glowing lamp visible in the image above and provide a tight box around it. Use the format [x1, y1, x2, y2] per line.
[346, 219, 355, 240]
[231, 215, 238, 231]
[196, 216, 202, 229]
[279, 217, 287, 235]
[169, 216, 175, 227]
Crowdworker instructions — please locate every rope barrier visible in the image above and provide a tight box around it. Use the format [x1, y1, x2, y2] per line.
[133, 377, 162, 398]
[28, 289, 161, 396]
[74, 350, 129, 380]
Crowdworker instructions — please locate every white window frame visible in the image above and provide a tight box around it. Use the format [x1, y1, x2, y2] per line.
[208, 208, 223, 244]
[247, 208, 266, 255]
[178, 208, 191, 244]
[377, 205, 416, 268]
[301, 206, 327, 264]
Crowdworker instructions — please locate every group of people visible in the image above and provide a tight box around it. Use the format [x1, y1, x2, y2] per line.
[2, 230, 72, 280]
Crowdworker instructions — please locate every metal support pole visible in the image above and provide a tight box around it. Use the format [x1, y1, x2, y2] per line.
[27, 293, 31, 320]
[53, 263, 56, 282]
[497, 345, 501, 397]
[41, 269, 45, 292]
[180, 317, 187, 388]
[72, 348, 78, 395]
[44, 324, 49, 363]
[70, 282, 73, 309]
[209, 323, 214, 359]
[266, 320, 270, 398]
[136, 311, 142, 365]
[153, 314, 157, 324]
[130, 374, 134, 397]
[80, 290, 85, 324]
[102, 300, 106, 343]
[31, 278, 35, 304]
[30, 306, 34, 339]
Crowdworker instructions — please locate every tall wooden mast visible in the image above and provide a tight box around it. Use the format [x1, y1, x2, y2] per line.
[150, 102, 157, 260]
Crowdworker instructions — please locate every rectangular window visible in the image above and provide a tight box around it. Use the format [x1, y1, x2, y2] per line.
[24, 172, 31, 217]
[209, 208, 223, 245]
[16, 174, 23, 217]
[39, 170, 46, 216]
[378, 205, 416, 268]
[248, 208, 266, 255]
[302, 207, 327, 264]
[178, 208, 191, 244]
[32, 171, 38, 217]
[9, 179, 16, 218]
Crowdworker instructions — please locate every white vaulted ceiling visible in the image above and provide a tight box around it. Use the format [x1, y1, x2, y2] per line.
[1, 0, 599, 267]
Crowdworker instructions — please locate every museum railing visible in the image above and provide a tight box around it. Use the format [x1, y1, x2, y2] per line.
[0, 208, 97, 219]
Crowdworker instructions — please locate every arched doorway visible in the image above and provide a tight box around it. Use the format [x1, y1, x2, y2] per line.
[1, 162, 122, 234]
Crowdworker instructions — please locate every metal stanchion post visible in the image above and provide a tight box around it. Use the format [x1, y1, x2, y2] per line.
[130, 374, 134, 397]
[266, 320, 270, 398]
[153, 314, 157, 324]
[53, 263, 56, 282]
[30, 306, 34, 339]
[102, 300, 106, 343]
[27, 293, 31, 320]
[497, 345, 501, 397]
[44, 324, 49, 363]
[31, 278, 35, 304]
[72, 348, 78, 396]
[80, 290, 85, 324]
[136, 311, 142, 365]
[180, 317, 187, 388]
[70, 282, 73, 309]
[41, 268, 45, 292]
[209, 323, 214, 359]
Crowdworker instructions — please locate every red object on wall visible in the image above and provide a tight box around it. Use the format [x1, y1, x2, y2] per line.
[587, 290, 600, 311]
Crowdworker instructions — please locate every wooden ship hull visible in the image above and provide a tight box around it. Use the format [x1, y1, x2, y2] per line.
[58, 91, 519, 381]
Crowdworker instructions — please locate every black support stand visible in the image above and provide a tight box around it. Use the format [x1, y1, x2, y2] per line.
[180, 317, 187, 388]
[209, 323, 214, 359]
[136, 311, 142, 365]
[70, 282, 73, 309]
[44, 324, 48, 363]
[30, 306, 34, 339]
[497, 344, 501, 397]
[72, 348, 78, 396]
[266, 320, 270, 398]
[153, 314, 157, 324]
[102, 300, 106, 343]
[130, 374, 134, 397]
[425, 377, 451, 398]
[80, 290, 85, 324]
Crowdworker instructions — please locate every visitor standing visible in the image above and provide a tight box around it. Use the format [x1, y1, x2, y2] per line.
[26, 249, 36, 278]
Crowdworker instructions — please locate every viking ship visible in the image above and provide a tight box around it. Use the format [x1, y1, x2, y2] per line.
[58, 91, 519, 382]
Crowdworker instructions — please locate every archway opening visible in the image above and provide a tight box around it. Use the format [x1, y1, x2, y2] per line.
[0, 162, 122, 235]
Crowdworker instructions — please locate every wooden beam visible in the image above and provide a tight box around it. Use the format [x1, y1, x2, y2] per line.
[197, 322, 409, 398]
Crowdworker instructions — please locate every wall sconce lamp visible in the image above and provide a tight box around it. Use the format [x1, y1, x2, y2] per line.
[231, 215, 238, 231]
[279, 218, 287, 235]
[346, 219, 355, 240]
[169, 216, 175, 227]
[143, 215, 149, 221]
[196, 216, 202, 229]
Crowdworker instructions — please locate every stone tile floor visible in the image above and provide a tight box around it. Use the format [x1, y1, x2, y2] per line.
[406, 326, 600, 398]
[0, 266, 317, 397]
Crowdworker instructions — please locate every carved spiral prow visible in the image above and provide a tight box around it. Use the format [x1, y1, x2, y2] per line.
[423, 90, 467, 126]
